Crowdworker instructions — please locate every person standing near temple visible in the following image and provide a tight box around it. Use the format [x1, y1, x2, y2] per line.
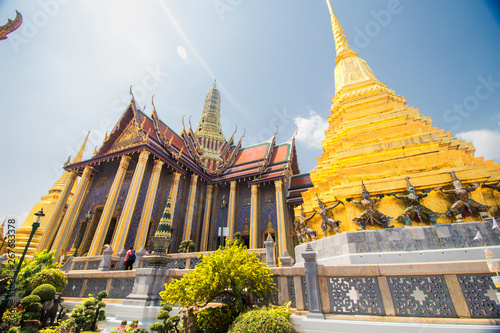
[124, 247, 136, 270]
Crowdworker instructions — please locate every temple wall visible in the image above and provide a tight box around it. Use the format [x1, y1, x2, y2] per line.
[236, 183, 251, 233]
[260, 182, 278, 244]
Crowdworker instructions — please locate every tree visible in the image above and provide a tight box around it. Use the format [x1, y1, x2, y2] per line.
[30, 268, 68, 292]
[177, 240, 195, 253]
[160, 243, 275, 311]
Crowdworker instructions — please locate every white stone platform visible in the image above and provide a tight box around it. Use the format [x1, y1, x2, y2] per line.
[295, 220, 500, 265]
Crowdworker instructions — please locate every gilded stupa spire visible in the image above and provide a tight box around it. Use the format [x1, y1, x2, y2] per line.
[49, 131, 90, 195]
[326, 0, 357, 63]
[326, 0, 378, 93]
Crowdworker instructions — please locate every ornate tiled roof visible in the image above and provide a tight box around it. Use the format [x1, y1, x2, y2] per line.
[64, 88, 300, 185]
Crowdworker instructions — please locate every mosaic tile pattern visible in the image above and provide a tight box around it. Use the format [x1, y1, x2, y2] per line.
[166, 259, 186, 269]
[326, 276, 384, 315]
[125, 161, 153, 249]
[388, 276, 456, 317]
[288, 276, 296, 308]
[189, 257, 203, 269]
[301, 276, 308, 310]
[87, 260, 100, 270]
[84, 278, 108, 297]
[72, 262, 86, 270]
[108, 278, 135, 299]
[457, 274, 500, 318]
[270, 276, 279, 305]
[62, 279, 84, 297]
[237, 184, 251, 233]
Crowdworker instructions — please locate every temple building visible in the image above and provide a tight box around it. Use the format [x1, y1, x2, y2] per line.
[18, 82, 301, 260]
[297, 1, 500, 234]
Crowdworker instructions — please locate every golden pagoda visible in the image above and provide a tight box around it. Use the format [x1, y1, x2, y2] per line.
[14, 133, 89, 258]
[298, 1, 500, 234]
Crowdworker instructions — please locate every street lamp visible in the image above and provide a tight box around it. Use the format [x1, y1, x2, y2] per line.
[0, 208, 44, 323]
[73, 209, 92, 257]
[220, 196, 228, 248]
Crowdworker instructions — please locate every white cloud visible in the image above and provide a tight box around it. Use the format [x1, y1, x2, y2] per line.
[294, 110, 328, 149]
[456, 129, 500, 162]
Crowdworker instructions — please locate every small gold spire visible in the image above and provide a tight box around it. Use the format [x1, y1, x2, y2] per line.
[72, 131, 90, 164]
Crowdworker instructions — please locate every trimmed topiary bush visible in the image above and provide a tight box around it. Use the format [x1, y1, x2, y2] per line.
[229, 307, 294, 333]
[20, 295, 42, 320]
[31, 268, 68, 292]
[31, 284, 56, 303]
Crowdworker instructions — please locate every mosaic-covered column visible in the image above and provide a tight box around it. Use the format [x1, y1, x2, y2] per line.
[274, 179, 287, 259]
[250, 184, 259, 249]
[50, 166, 93, 259]
[134, 159, 164, 250]
[38, 170, 79, 251]
[227, 180, 237, 241]
[111, 150, 150, 252]
[88, 155, 131, 256]
[200, 185, 214, 251]
[182, 174, 199, 241]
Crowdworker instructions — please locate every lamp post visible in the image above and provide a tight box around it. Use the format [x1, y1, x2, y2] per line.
[0, 208, 44, 324]
[220, 196, 228, 248]
[73, 209, 92, 257]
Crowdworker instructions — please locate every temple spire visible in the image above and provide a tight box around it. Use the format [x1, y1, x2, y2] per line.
[72, 131, 90, 164]
[326, 0, 357, 63]
[326, 0, 378, 93]
[195, 83, 226, 167]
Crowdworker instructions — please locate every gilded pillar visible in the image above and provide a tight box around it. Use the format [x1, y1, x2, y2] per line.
[50, 166, 93, 259]
[182, 174, 199, 241]
[134, 159, 164, 250]
[38, 170, 79, 251]
[275, 179, 287, 259]
[112, 150, 150, 253]
[227, 180, 237, 241]
[88, 155, 131, 256]
[250, 184, 259, 249]
[200, 185, 214, 251]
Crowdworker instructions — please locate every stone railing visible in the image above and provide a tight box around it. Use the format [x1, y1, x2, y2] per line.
[61, 244, 500, 324]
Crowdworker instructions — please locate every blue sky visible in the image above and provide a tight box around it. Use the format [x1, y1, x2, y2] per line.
[1, 0, 500, 226]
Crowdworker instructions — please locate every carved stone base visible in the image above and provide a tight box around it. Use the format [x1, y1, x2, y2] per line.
[295, 220, 500, 265]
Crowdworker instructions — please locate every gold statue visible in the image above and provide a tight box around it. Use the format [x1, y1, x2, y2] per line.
[294, 206, 317, 243]
[315, 193, 343, 236]
[0, 11, 22, 41]
[388, 176, 440, 226]
[346, 182, 393, 230]
[437, 171, 491, 222]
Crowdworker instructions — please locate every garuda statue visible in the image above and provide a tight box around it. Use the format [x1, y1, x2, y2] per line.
[315, 193, 343, 236]
[294, 206, 317, 243]
[346, 182, 393, 230]
[388, 176, 440, 226]
[437, 171, 491, 222]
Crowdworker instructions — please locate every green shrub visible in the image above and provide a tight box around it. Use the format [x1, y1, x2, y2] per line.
[7, 327, 19, 333]
[20, 295, 42, 320]
[31, 284, 56, 303]
[60, 291, 107, 332]
[149, 304, 180, 333]
[31, 268, 68, 292]
[18, 250, 58, 295]
[229, 307, 294, 333]
[196, 305, 240, 333]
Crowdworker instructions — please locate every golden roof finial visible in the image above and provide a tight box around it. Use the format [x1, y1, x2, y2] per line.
[326, 0, 357, 64]
[71, 131, 90, 164]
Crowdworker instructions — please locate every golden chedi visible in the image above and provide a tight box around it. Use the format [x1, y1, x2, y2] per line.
[298, 1, 500, 235]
